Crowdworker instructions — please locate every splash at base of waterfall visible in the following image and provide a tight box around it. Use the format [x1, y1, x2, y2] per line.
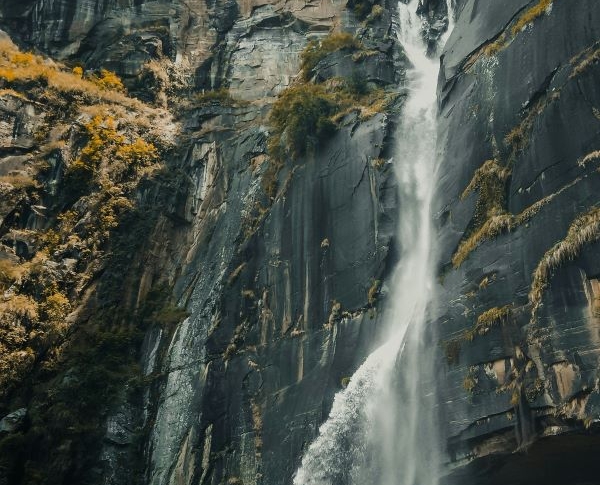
[293, 1, 453, 484]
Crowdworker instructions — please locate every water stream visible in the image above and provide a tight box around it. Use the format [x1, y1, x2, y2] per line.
[293, 1, 453, 484]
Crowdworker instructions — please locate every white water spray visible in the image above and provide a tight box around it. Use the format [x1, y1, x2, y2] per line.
[293, 2, 453, 484]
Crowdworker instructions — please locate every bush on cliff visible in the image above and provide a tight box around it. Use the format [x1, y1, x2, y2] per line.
[268, 84, 336, 160]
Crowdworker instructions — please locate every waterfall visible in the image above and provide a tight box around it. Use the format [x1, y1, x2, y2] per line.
[293, 1, 453, 484]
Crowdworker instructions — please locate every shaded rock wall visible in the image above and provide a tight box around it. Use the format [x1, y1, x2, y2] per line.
[0, 1, 407, 485]
[435, 0, 600, 483]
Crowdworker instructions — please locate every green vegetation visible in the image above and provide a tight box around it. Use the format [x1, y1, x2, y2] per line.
[300, 33, 360, 80]
[263, 30, 395, 207]
[365, 5, 385, 24]
[268, 77, 393, 164]
[268, 84, 337, 160]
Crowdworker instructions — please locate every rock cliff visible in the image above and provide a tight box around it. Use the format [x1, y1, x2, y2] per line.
[1, 0, 600, 484]
[435, 0, 600, 483]
[0, 0, 407, 484]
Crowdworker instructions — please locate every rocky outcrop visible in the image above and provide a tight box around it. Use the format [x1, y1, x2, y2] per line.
[435, 0, 600, 483]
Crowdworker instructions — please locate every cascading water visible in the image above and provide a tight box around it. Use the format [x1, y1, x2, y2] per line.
[293, 1, 453, 484]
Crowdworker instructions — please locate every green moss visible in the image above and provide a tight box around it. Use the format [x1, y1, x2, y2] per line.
[347, 0, 382, 20]
[365, 4, 385, 24]
[139, 285, 189, 328]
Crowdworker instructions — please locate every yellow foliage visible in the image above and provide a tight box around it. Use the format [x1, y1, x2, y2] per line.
[40, 292, 71, 328]
[68, 115, 159, 188]
[512, 0, 553, 35]
[10, 51, 38, 66]
[529, 207, 600, 324]
[0, 67, 16, 82]
[0, 294, 39, 321]
[0, 258, 25, 288]
[0, 40, 142, 110]
[92, 69, 125, 92]
[117, 137, 159, 168]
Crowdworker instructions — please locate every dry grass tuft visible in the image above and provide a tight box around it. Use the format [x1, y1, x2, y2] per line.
[465, 305, 512, 341]
[579, 150, 600, 167]
[465, 0, 553, 64]
[453, 170, 582, 269]
[570, 47, 600, 79]
[511, 0, 553, 35]
[529, 207, 600, 323]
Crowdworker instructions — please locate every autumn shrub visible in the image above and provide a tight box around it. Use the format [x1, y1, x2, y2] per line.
[91, 69, 125, 92]
[65, 115, 159, 192]
[0, 258, 25, 289]
[268, 84, 336, 160]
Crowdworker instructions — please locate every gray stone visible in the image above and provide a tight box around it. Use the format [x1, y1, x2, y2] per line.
[0, 408, 27, 433]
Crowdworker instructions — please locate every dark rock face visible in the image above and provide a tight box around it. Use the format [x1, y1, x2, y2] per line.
[144, 110, 399, 485]
[0, 1, 405, 485]
[3, 0, 600, 483]
[435, 0, 600, 482]
[0, 408, 27, 434]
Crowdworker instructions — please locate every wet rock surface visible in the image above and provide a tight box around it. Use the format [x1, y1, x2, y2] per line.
[2, 0, 600, 483]
[0, 0, 405, 484]
[435, 0, 600, 482]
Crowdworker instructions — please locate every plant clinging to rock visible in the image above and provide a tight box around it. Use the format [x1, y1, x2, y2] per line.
[300, 32, 361, 80]
[268, 84, 336, 161]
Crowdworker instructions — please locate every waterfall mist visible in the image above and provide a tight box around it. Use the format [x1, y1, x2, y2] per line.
[293, 1, 454, 484]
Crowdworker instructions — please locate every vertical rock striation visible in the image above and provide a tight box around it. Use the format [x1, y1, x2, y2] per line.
[435, 0, 600, 483]
[0, 0, 408, 484]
